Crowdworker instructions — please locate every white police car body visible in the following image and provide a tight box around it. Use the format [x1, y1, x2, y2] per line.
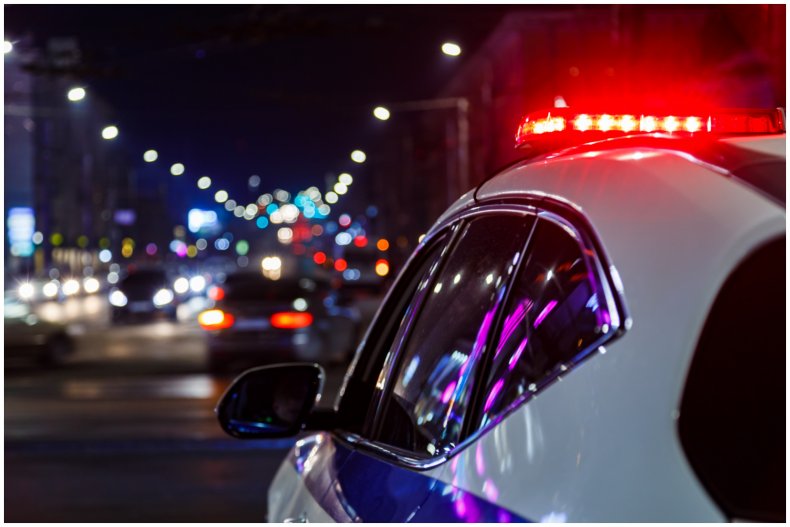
[218, 108, 785, 522]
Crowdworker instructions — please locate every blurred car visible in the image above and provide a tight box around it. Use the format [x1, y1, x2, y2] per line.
[216, 107, 785, 522]
[109, 268, 177, 323]
[199, 272, 358, 372]
[4, 293, 75, 366]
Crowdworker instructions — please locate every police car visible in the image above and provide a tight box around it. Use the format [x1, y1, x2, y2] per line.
[216, 108, 785, 522]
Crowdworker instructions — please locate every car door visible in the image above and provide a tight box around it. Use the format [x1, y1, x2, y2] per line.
[268, 228, 456, 523]
[325, 210, 537, 522]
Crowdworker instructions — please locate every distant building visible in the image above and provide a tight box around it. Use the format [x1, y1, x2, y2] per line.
[4, 36, 137, 276]
[4, 35, 37, 276]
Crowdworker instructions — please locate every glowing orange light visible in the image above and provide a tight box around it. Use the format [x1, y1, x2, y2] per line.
[573, 114, 593, 132]
[334, 258, 348, 272]
[313, 251, 327, 265]
[552, 117, 566, 131]
[597, 114, 615, 132]
[662, 116, 680, 133]
[198, 309, 234, 330]
[640, 116, 658, 132]
[619, 115, 637, 132]
[684, 116, 703, 133]
[376, 239, 389, 251]
[375, 259, 390, 277]
[270, 311, 313, 329]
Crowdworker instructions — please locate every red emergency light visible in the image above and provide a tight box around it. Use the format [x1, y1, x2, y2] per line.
[515, 108, 786, 147]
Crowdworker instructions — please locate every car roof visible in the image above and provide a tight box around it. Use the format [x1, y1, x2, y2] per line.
[435, 133, 786, 226]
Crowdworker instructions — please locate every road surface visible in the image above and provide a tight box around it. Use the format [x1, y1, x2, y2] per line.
[5, 295, 347, 522]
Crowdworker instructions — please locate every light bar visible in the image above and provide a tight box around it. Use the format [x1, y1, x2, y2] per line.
[515, 108, 785, 147]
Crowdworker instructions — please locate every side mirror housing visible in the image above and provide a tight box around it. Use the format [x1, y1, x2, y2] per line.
[216, 363, 324, 439]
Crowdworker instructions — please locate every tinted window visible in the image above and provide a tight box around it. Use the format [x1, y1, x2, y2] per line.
[375, 214, 534, 457]
[478, 217, 611, 427]
[335, 232, 451, 434]
[679, 237, 785, 521]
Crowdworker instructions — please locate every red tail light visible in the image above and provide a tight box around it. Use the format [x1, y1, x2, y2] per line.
[270, 311, 313, 329]
[198, 309, 234, 330]
[208, 285, 225, 301]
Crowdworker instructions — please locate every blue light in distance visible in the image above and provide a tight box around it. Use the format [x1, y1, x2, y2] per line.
[7, 207, 35, 257]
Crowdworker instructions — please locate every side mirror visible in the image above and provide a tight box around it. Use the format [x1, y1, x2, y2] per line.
[216, 363, 324, 439]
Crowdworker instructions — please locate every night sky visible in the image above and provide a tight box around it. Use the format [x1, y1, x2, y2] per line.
[5, 5, 518, 204]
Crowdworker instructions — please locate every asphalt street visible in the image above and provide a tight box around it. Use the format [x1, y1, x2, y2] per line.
[5, 295, 347, 522]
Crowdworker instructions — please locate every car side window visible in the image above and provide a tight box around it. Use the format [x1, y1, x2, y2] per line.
[373, 214, 535, 458]
[477, 216, 615, 428]
[334, 231, 452, 434]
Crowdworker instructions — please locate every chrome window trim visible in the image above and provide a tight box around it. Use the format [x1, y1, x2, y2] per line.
[333, 195, 630, 471]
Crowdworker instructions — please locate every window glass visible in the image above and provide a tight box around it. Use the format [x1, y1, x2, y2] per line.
[336, 232, 450, 434]
[479, 217, 610, 427]
[375, 214, 534, 457]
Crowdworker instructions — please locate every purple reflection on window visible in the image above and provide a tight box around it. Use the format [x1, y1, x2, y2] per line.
[533, 299, 558, 328]
[497, 510, 512, 523]
[469, 308, 496, 368]
[508, 337, 529, 371]
[483, 479, 499, 501]
[494, 300, 529, 358]
[441, 381, 457, 404]
[454, 493, 467, 518]
[453, 492, 481, 522]
[475, 443, 485, 476]
[484, 378, 505, 413]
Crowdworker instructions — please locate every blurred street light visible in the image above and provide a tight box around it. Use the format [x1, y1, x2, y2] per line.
[325, 191, 338, 204]
[62, 279, 80, 296]
[441, 42, 462, 56]
[350, 149, 366, 163]
[67, 87, 86, 102]
[170, 163, 185, 176]
[214, 190, 229, 203]
[101, 125, 119, 140]
[18, 282, 34, 300]
[143, 149, 159, 162]
[197, 176, 212, 189]
[83, 277, 100, 294]
[373, 106, 391, 121]
[248, 175, 261, 188]
[3, 40, 12, 54]
[338, 173, 353, 185]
